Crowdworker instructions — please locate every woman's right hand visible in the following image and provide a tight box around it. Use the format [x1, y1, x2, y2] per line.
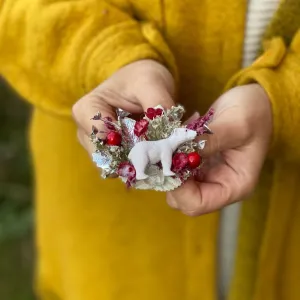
[72, 59, 176, 155]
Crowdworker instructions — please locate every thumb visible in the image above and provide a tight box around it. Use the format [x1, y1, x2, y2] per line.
[131, 64, 176, 111]
[199, 118, 244, 157]
[72, 88, 141, 136]
[139, 83, 175, 111]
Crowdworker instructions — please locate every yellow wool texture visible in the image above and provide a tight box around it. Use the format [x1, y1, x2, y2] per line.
[1, 0, 300, 300]
[227, 32, 300, 162]
[0, 0, 176, 116]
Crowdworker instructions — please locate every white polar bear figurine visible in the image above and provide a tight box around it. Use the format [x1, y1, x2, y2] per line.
[128, 127, 197, 180]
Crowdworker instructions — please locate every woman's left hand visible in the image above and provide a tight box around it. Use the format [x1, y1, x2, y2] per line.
[166, 84, 273, 216]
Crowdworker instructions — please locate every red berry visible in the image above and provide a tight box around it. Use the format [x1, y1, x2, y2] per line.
[106, 131, 122, 146]
[187, 152, 201, 168]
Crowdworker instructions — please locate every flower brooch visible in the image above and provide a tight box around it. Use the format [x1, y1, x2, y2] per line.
[90, 105, 214, 191]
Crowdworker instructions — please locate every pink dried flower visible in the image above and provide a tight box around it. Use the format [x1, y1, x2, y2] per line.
[186, 108, 214, 135]
[191, 168, 205, 181]
[91, 112, 101, 120]
[103, 116, 116, 130]
[145, 108, 156, 120]
[155, 108, 163, 117]
[134, 119, 149, 137]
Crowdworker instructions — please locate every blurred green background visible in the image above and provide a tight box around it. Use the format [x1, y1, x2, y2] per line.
[0, 78, 35, 299]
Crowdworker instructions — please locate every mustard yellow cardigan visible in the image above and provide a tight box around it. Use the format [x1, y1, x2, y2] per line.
[0, 1, 300, 300]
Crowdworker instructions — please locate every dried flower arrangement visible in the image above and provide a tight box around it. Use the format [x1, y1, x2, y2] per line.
[91, 105, 213, 191]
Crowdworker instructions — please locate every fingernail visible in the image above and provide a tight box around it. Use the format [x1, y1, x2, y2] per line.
[166, 194, 179, 209]
[193, 112, 200, 118]
[185, 112, 200, 124]
[189, 112, 200, 120]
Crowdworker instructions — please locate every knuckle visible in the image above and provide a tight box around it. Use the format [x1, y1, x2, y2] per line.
[76, 130, 84, 146]
[235, 171, 257, 201]
[72, 100, 81, 120]
[166, 194, 179, 209]
[88, 90, 106, 104]
[94, 88, 130, 108]
[238, 117, 252, 141]
[218, 180, 234, 205]
[72, 90, 102, 117]
[222, 182, 232, 202]
[167, 199, 179, 210]
[76, 129, 81, 140]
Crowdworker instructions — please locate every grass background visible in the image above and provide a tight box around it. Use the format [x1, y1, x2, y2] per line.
[0, 78, 35, 300]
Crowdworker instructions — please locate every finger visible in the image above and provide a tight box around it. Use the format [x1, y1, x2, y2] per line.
[72, 89, 142, 136]
[166, 165, 235, 216]
[77, 129, 85, 148]
[199, 116, 248, 157]
[167, 145, 259, 216]
[72, 93, 116, 137]
[140, 85, 175, 112]
[127, 61, 176, 111]
[166, 179, 203, 215]
[166, 193, 179, 209]
[184, 112, 200, 124]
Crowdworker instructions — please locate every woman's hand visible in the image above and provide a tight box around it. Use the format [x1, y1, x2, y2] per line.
[72, 60, 175, 155]
[167, 84, 273, 216]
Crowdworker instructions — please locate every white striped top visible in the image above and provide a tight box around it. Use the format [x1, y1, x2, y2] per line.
[243, 0, 281, 67]
[218, 0, 280, 299]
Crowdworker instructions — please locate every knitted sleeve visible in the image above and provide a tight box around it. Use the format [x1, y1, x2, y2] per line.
[0, 0, 176, 116]
[226, 31, 300, 162]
